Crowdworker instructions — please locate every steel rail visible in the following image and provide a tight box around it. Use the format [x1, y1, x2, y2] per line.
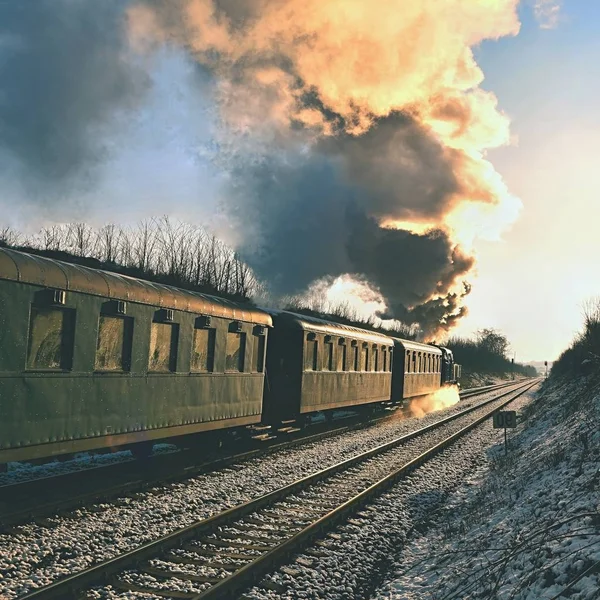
[459, 379, 526, 399]
[0, 420, 374, 529]
[0, 380, 522, 528]
[195, 378, 540, 600]
[16, 378, 538, 600]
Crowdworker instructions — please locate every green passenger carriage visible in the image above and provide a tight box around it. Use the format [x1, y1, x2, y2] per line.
[262, 310, 395, 423]
[0, 248, 461, 469]
[0, 248, 271, 464]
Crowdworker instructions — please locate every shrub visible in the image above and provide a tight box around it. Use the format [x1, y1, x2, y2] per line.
[552, 298, 600, 377]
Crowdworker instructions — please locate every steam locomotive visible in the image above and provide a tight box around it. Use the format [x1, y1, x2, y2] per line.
[0, 247, 460, 467]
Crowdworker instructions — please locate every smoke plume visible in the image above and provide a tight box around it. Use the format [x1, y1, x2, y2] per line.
[127, 0, 521, 335]
[0, 0, 525, 336]
[0, 0, 148, 186]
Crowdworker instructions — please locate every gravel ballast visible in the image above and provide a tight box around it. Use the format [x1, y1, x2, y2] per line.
[0, 384, 526, 599]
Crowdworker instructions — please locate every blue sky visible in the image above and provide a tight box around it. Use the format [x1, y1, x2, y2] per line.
[452, 0, 600, 361]
[0, 0, 593, 363]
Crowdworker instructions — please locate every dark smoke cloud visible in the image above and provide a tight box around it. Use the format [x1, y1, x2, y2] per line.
[319, 112, 461, 223]
[0, 0, 491, 335]
[225, 141, 472, 333]
[127, 0, 487, 333]
[346, 210, 473, 333]
[0, 0, 148, 185]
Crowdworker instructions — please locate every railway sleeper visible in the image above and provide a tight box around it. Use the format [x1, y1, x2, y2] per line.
[199, 537, 273, 552]
[233, 521, 299, 536]
[142, 565, 224, 584]
[112, 579, 198, 599]
[240, 516, 296, 529]
[168, 554, 246, 571]
[260, 506, 320, 518]
[182, 544, 257, 561]
[219, 531, 280, 546]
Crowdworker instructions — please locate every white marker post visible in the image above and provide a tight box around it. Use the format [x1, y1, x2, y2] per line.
[493, 410, 517, 455]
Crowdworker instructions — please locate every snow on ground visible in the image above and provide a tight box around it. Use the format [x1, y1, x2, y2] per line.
[243, 389, 538, 600]
[0, 412, 365, 487]
[0, 386, 518, 599]
[462, 372, 515, 389]
[0, 444, 178, 487]
[373, 375, 600, 600]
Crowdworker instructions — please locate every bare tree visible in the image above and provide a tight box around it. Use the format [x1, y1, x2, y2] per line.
[132, 219, 158, 272]
[0, 226, 21, 247]
[1, 217, 265, 300]
[37, 225, 67, 251]
[67, 223, 96, 257]
[97, 224, 121, 263]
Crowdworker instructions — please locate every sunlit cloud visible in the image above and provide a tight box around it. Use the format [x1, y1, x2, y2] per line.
[534, 0, 562, 29]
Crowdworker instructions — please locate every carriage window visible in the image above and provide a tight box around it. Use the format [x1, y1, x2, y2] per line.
[373, 348, 379, 371]
[412, 351, 417, 372]
[253, 334, 265, 373]
[191, 328, 215, 372]
[324, 342, 334, 371]
[389, 349, 393, 371]
[382, 348, 387, 372]
[149, 322, 178, 372]
[362, 347, 369, 371]
[352, 345, 359, 371]
[96, 315, 132, 371]
[27, 307, 74, 370]
[305, 338, 319, 371]
[337, 343, 346, 371]
[406, 350, 411, 373]
[226, 332, 246, 372]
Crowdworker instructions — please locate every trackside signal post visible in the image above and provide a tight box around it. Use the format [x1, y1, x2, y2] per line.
[493, 410, 517, 455]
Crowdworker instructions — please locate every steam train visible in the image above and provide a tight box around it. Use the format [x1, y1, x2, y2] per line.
[0, 247, 460, 467]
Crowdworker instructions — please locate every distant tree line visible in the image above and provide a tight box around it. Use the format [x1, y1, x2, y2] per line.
[0, 218, 261, 300]
[552, 298, 600, 377]
[447, 328, 537, 378]
[0, 219, 419, 338]
[1, 220, 539, 378]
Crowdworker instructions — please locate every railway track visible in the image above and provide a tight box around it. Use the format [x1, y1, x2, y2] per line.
[0, 415, 380, 529]
[0, 380, 522, 529]
[16, 378, 539, 600]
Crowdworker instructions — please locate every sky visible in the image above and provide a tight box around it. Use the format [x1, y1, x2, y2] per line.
[452, 0, 600, 361]
[0, 0, 596, 363]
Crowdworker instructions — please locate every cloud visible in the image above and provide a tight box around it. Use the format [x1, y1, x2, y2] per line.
[0, 0, 148, 186]
[125, 0, 521, 331]
[534, 0, 562, 29]
[0, 0, 524, 335]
